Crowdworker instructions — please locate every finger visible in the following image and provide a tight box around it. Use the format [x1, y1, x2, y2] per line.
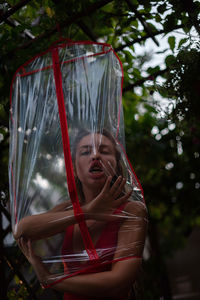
[21, 236, 28, 247]
[113, 178, 126, 199]
[19, 237, 28, 255]
[19, 237, 25, 250]
[116, 190, 132, 205]
[109, 176, 123, 194]
[28, 239, 32, 250]
[99, 160, 112, 177]
[100, 176, 112, 194]
[28, 239, 34, 257]
[17, 238, 22, 250]
[110, 175, 118, 187]
[100, 160, 116, 177]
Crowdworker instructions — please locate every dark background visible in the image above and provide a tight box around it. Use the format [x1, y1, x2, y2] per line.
[0, 0, 200, 299]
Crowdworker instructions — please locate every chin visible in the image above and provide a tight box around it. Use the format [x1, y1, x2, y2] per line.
[90, 177, 106, 187]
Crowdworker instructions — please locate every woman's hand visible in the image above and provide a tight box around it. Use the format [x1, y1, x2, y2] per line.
[17, 237, 50, 284]
[18, 237, 39, 265]
[84, 176, 132, 220]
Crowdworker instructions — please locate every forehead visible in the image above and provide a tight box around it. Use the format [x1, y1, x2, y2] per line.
[77, 133, 114, 148]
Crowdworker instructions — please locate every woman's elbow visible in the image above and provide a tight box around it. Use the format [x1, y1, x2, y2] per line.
[13, 221, 22, 240]
[13, 217, 31, 240]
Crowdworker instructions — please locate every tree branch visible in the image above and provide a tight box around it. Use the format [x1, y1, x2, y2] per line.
[17, 0, 113, 50]
[123, 68, 168, 92]
[115, 24, 183, 52]
[125, 0, 159, 46]
[75, 20, 97, 42]
[0, 0, 32, 23]
[51, 0, 97, 42]
[5, 17, 35, 39]
[182, 0, 200, 36]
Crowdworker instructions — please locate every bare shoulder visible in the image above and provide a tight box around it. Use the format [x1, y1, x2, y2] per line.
[124, 200, 148, 219]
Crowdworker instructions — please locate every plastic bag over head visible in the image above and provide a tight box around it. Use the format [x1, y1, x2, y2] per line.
[9, 41, 146, 287]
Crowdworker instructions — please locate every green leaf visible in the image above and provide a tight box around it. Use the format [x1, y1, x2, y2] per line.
[165, 55, 176, 67]
[124, 50, 134, 63]
[168, 36, 176, 51]
[130, 19, 138, 29]
[178, 38, 188, 49]
[131, 0, 139, 5]
[133, 68, 142, 79]
[155, 14, 162, 22]
[145, 21, 157, 31]
[45, 6, 55, 18]
[14, 275, 20, 284]
[157, 3, 167, 14]
[147, 66, 160, 75]
[164, 14, 178, 31]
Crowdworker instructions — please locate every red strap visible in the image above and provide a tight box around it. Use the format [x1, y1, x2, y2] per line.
[52, 47, 99, 261]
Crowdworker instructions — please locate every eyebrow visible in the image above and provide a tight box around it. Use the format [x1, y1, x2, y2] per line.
[79, 144, 111, 149]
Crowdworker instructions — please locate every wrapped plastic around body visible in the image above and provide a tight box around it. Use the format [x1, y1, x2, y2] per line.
[9, 40, 147, 288]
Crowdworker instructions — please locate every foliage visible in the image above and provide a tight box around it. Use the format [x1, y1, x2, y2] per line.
[164, 43, 200, 122]
[0, 0, 200, 299]
[7, 279, 29, 300]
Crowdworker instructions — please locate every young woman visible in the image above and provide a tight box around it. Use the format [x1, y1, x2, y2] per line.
[15, 129, 147, 300]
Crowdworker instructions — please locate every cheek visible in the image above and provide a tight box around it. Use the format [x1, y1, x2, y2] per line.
[113, 159, 117, 170]
[75, 158, 85, 179]
[105, 156, 117, 169]
[74, 156, 80, 177]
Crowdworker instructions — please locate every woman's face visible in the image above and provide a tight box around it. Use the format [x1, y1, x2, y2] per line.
[75, 133, 117, 189]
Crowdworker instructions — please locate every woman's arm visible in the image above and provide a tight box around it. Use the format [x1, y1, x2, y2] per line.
[51, 259, 142, 299]
[14, 176, 130, 241]
[50, 201, 148, 298]
[18, 236, 141, 299]
[14, 201, 81, 240]
[23, 200, 147, 298]
[17, 180, 147, 298]
[14, 211, 72, 240]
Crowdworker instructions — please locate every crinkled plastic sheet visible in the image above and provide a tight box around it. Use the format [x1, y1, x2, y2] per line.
[9, 41, 146, 287]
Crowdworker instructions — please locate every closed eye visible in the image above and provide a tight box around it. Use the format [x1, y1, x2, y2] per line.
[80, 151, 90, 155]
[101, 151, 110, 154]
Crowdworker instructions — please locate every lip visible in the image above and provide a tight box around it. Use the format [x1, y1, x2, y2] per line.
[89, 160, 103, 172]
[89, 172, 105, 179]
[88, 160, 105, 180]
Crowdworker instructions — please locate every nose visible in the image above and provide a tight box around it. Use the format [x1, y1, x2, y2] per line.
[91, 147, 100, 160]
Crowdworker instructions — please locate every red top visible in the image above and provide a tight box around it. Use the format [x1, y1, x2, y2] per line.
[62, 203, 127, 300]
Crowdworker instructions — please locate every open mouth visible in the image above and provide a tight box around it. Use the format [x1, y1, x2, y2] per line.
[89, 161, 103, 174]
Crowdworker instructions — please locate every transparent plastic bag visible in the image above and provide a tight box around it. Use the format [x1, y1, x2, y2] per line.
[9, 41, 146, 288]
